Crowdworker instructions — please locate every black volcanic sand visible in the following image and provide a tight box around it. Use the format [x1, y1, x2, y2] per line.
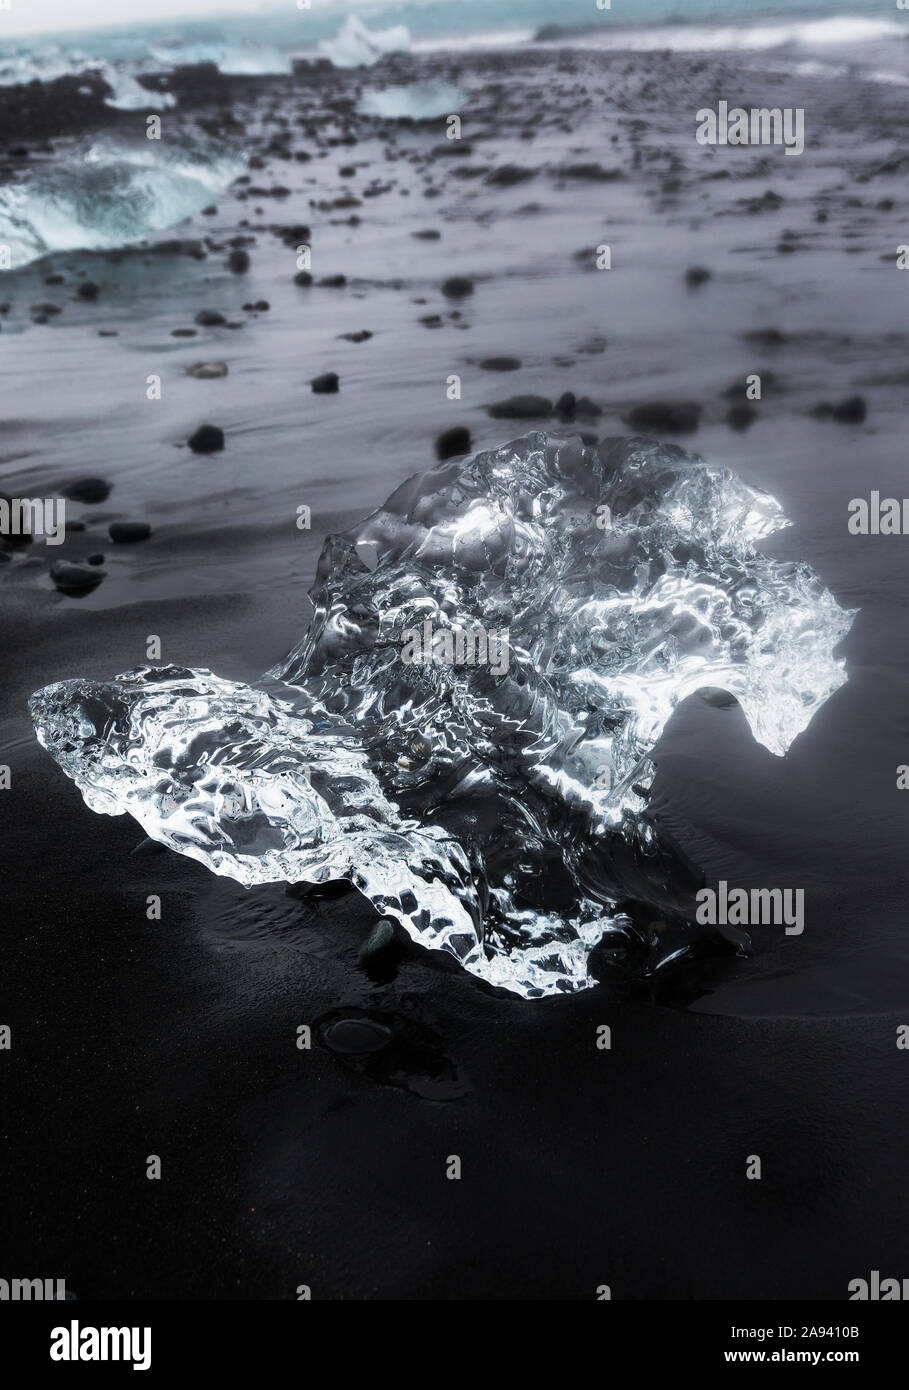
[3, 43, 909, 1299]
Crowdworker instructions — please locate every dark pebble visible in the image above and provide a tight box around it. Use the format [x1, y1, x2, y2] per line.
[311, 372, 339, 394]
[50, 562, 104, 594]
[62, 477, 111, 503]
[435, 426, 471, 460]
[358, 920, 396, 960]
[188, 424, 225, 453]
[487, 394, 553, 419]
[76, 281, 100, 300]
[832, 395, 867, 424]
[557, 162, 622, 181]
[441, 276, 474, 299]
[108, 522, 151, 543]
[485, 165, 536, 186]
[322, 1015, 392, 1056]
[479, 356, 521, 371]
[186, 361, 228, 379]
[685, 266, 711, 287]
[743, 328, 785, 347]
[555, 392, 602, 421]
[227, 249, 250, 273]
[194, 309, 227, 326]
[626, 401, 701, 433]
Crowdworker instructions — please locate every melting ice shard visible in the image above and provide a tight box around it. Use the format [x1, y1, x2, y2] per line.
[30, 434, 854, 998]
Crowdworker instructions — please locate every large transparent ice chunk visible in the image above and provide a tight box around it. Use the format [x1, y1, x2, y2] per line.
[30, 433, 854, 998]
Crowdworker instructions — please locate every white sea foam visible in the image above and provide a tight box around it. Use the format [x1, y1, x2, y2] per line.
[318, 15, 410, 69]
[540, 15, 904, 55]
[0, 138, 242, 268]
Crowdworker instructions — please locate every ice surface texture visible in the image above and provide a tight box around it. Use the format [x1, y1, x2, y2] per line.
[31, 434, 854, 997]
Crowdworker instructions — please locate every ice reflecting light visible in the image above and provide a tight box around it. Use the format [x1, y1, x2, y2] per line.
[30, 434, 854, 997]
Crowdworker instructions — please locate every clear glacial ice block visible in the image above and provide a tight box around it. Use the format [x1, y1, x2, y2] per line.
[30, 433, 855, 998]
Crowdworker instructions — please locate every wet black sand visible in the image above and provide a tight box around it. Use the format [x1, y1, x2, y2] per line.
[3, 39, 909, 1298]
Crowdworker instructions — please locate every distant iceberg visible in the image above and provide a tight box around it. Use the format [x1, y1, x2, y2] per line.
[150, 41, 293, 77]
[357, 81, 465, 120]
[319, 15, 410, 69]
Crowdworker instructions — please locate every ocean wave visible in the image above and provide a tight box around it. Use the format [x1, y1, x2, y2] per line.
[0, 138, 242, 269]
[97, 63, 177, 111]
[318, 15, 411, 69]
[535, 15, 904, 54]
[0, 47, 84, 87]
[30, 434, 854, 999]
[411, 28, 535, 55]
[0, 49, 174, 109]
[790, 56, 909, 86]
[149, 41, 294, 76]
[0, 38, 292, 101]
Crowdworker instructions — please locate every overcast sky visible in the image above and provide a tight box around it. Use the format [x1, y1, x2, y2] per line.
[0, 0, 354, 38]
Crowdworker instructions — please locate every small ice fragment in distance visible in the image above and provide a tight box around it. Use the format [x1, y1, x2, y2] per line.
[357, 81, 466, 121]
[30, 433, 855, 999]
[319, 16, 410, 69]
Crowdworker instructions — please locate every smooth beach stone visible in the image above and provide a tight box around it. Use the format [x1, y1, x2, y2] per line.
[50, 562, 104, 594]
[62, 477, 111, 503]
[188, 424, 225, 453]
[322, 1015, 393, 1056]
[186, 362, 228, 379]
[435, 425, 471, 460]
[108, 522, 151, 543]
[626, 401, 701, 433]
[832, 395, 867, 424]
[358, 920, 396, 960]
[479, 356, 521, 371]
[441, 275, 474, 299]
[487, 394, 553, 419]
